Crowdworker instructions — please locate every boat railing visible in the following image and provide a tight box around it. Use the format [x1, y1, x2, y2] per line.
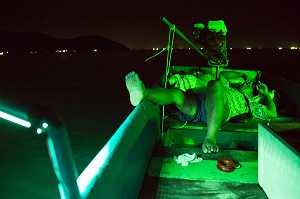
[0, 95, 160, 199]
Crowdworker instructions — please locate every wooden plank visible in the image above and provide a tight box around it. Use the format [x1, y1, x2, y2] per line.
[139, 148, 266, 198]
[139, 177, 268, 198]
[147, 157, 258, 184]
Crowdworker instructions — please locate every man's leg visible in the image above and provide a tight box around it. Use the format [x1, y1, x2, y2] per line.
[125, 71, 197, 117]
[202, 80, 228, 153]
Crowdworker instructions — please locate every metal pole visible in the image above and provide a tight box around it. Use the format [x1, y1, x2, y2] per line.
[0, 95, 80, 199]
[45, 114, 81, 199]
[161, 16, 208, 60]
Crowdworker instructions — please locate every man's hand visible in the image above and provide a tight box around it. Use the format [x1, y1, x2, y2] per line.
[256, 82, 269, 96]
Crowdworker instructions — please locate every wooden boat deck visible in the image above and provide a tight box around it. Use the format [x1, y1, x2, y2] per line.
[139, 177, 267, 198]
[139, 146, 268, 198]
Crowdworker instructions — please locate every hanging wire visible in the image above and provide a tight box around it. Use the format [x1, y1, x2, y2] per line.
[164, 25, 176, 87]
[143, 23, 176, 143]
[145, 47, 167, 62]
[144, 24, 175, 64]
[178, 121, 188, 128]
[161, 25, 176, 140]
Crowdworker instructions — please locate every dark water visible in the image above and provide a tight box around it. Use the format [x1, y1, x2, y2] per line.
[0, 49, 299, 198]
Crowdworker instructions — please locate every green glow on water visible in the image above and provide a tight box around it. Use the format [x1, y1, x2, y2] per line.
[0, 110, 31, 128]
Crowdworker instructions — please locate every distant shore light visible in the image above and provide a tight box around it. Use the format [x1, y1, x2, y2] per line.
[0, 52, 4, 56]
[55, 49, 68, 53]
[278, 47, 283, 50]
[246, 47, 251, 50]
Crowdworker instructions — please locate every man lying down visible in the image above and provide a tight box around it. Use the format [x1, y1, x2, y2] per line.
[125, 70, 277, 153]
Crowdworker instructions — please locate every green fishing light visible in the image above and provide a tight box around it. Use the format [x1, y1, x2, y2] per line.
[43, 122, 49, 128]
[37, 122, 49, 134]
[37, 128, 43, 134]
[0, 110, 31, 128]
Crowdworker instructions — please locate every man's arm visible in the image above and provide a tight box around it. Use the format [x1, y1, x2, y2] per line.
[219, 71, 251, 84]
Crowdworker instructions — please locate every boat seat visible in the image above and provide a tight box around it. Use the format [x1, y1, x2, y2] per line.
[164, 116, 300, 133]
[162, 116, 300, 149]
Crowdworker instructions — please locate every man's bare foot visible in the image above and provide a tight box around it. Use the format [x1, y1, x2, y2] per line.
[202, 138, 219, 153]
[125, 71, 146, 106]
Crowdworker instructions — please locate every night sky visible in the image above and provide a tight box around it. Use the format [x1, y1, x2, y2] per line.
[1, 1, 299, 49]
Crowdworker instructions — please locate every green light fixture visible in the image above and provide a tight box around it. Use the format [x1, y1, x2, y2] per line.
[0, 110, 31, 128]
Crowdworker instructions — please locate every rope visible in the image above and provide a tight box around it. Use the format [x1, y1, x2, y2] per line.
[145, 47, 167, 62]
[161, 26, 176, 140]
[144, 24, 175, 64]
[178, 121, 188, 128]
[164, 26, 175, 85]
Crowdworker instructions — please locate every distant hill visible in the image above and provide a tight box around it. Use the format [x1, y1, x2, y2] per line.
[0, 31, 129, 52]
